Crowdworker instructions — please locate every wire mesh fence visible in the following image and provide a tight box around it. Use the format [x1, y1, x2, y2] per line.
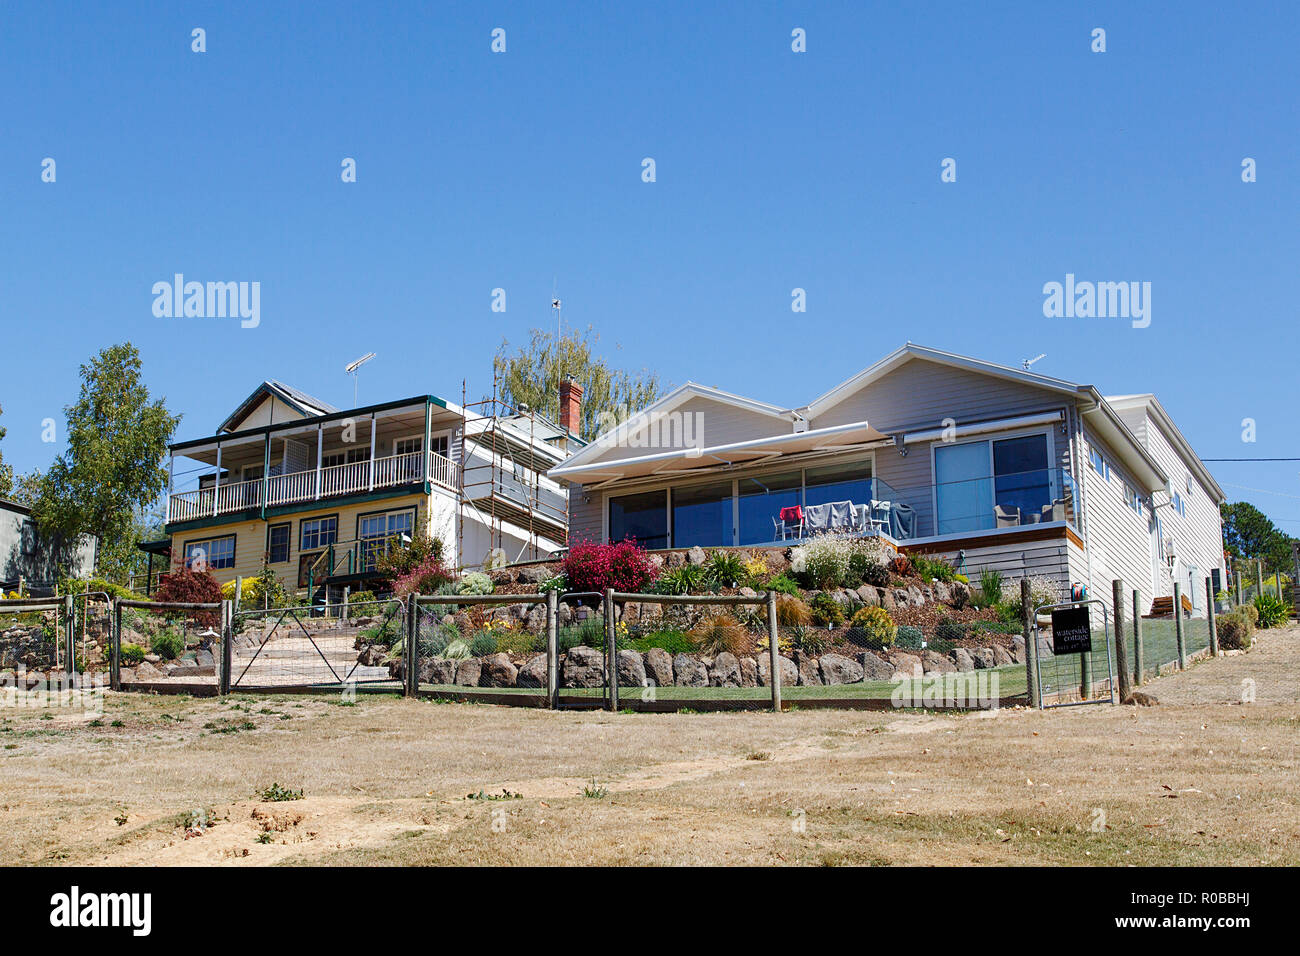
[0, 597, 65, 684]
[229, 598, 404, 691]
[1031, 600, 1115, 707]
[115, 599, 223, 690]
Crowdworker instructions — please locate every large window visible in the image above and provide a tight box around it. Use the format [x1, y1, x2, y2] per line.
[299, 516, 338, 551]
[804, 461, 873, 509]
[608, 490, 669, 549]
[934, 433, 1052, 534]
[184, 535, 235, 571]
[358, 508, 415, 571]
[267, 523, 291, 564]
[738, 472, 802, 545]
[671, 481, 733, 548]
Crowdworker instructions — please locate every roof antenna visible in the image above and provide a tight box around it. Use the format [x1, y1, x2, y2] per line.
[1022, 353, 1047, 371]
[345, 352, 377, 407]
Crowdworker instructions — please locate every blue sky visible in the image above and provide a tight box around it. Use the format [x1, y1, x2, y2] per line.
[1, 1, 1296, 526]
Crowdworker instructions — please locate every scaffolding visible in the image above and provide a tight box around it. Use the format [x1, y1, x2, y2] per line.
[458, 375, 570, 568]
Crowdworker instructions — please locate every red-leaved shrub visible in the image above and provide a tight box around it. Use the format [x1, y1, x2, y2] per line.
[392, 554, 456, 598]
[562, 539, 655, 595]
[153, 568, 223, 626]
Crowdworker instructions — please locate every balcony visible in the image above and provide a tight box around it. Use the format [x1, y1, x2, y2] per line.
[167, 451, 459, 524]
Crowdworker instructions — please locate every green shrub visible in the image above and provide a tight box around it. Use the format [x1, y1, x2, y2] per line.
[935, 617, 967, 644]
[796, 627, 830, 655]
[705, 551, 748, 589]
[632, 629, 695, 655]
[977, 568, 1003, 608]
[469, 631, 499, 657]
[348, 590, 377, 606]
[846, 605, 897, 649]
[557, 619, 605, 652]
[417, 621, 460, 658]
[809, 592, 845, 627]
[495, 630, 543, 655]
[1218, 608, 1255, 650]
[764, 572, 802, 597]
[776, 595, 812, 627]
[913, 555, 958, 582]
[538, 573, 567, 593]
[457, 572, 494, 596]
[120, 642, 146, 665]
[442, 639, 472, 660]
[895, 625, 924, 650]
[653, 564, 707, 596]
[1253, 593, 1290, 629]
[150, 630, 185, 661]
[861, 561, 890, 587]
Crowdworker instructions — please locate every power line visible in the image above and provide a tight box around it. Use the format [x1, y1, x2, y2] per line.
[1221, 481, 1300, 500]
[1203, 457, 1300, 462]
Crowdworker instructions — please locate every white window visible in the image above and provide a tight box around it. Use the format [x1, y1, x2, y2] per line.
[429, 433, 450, 459]
[184, 535, 235, 570]
[393, 437, 422, 456]
[1088, 445, 1108, 480]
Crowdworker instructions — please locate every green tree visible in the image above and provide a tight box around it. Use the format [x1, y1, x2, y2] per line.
[0, 403, 12, 496]
[1221, 500, 1293, 571]
[26, 343, 181, 579]
[492, 325, 662, 440]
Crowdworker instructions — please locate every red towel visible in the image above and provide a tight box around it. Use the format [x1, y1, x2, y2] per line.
[779, 505, 803, 522]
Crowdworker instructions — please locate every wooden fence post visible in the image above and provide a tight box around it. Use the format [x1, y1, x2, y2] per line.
[1132, 589, 1144, 686]
[405, 595, 418, 697]
[111, 600, 122, 692]
[1173, 582, 1186, 670]
[767, 589, 781, 713]
[604, 588, 618, 712]
[1112, 579, 1130, 703]
[63, 594, 75, 676]
[546, 590, 559, 710]
[1254, 561, 1264, 601]
[1022, 578, 1040, 708]
[220, 599, 233, 695]
[1206, 577, 1219, 656]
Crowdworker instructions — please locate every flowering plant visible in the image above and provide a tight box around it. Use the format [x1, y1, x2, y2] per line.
[562, 539, 656, 595]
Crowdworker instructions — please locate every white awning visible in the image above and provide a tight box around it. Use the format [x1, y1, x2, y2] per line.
[547, 420, 888, 483]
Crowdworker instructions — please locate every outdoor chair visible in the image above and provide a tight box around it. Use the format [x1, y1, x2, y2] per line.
[773, 505, 804, 540]
[994, 504, 1020, 528]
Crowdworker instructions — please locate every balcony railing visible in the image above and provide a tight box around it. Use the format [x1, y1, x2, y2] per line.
[167, 451, 460, 523]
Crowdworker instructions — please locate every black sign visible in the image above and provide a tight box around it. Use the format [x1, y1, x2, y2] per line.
[1051, 605, 1093, 655]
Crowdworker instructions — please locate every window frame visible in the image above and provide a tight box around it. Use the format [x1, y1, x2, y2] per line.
[266, 522, 291, 564]
[298, 514, 339, 552]
[183, 534, 236, 571]
[355, 506, 417, 572]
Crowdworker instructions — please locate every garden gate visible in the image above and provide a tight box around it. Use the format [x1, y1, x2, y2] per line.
[1032, 599, 1115, 707]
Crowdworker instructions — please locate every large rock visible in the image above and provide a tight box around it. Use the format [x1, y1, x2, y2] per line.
[922, 650, 957, 675]
[738, 656, 758, 687]
[951, 647, 976, 672]
[135, 661, 164, 681]
[517, 565, 551, 584]
[930, 580, 952, 603]
[1010, 635, 1026, 664]
[888, 651, 923, 680]
[757, 654, 798, 687]
[971, 647, 998, 669]
[819, 653, 864, 685]
[878, 588, 897, 612]
[562, 646, 605, 688]
[455, 658, 482, 687]
[686, 546, 707, 566]
[430, 658, 458, 685]
[797, 655, 822, 686]
[516, 655, 548, 688]
[672, 654, 709, 687]
[855, 585, 881, 606]
[480, 653, 518, 687]
[617, 649, 647, 687]
[710, 652, 742, 687]
[992, 645, 1015, 667]
[859, 652, 895, 681]
[642, 648, 673, 686]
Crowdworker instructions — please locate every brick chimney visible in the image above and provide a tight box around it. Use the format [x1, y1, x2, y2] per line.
[559, 377, 583, 440]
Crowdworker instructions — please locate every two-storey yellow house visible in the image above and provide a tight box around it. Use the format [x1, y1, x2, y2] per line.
[158, 381, 574, 598]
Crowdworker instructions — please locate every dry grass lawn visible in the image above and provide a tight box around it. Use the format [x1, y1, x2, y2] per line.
[2, 625, 1298, 866]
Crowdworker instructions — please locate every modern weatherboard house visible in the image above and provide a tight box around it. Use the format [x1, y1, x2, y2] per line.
[549, 345, 1227, 616]
[161, 381, 574, 596]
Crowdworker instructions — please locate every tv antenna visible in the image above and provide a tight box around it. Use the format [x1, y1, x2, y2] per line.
[1022, 353, 1047, 371]
[345, 352, 377, 406]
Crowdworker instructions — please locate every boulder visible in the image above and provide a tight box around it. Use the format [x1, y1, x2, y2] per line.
[797, 655, 822, 686]
[888, 651, 923, 680]
[430, 658, 458, 685]
[686, 546, 707, 566]
[488, 568, 515, 586]
[642, 648, 674, 687]
[738, 656, 758, 687]
[855, 585, 880, 606]
[907, 585, 926, 607]
[562, 646, 605, 688]
[922, 650, 957, 675]
[617, 649, 647, 687]
[859, 652, 895, 682]
[931, 580, 952, 603]
[480, 653, 518, 687]
[951, 647, 976, 672]
[992, 645, 1015, 667]
[358, 645, 386, 668]
[665, 551, 686, 568]
[1010, 635, 1027, 664]
[971, 647, 998, 669]
[516, 565, 550, 584]
[516, 655, 548, 688]
[738, 586, 759, 599]
[878, 588, 897, 612]
[672, 654, 709, 687]
[819, 652, 864, 685]
[710, 652, 742, 687]
[756, 654, 799, 687]
[455, 658, 482, 687]
[135, 661, 164, 681]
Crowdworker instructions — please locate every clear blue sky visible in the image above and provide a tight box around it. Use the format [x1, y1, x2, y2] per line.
[2, 1, 1296, 527]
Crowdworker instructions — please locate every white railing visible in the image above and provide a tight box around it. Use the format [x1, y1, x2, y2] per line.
[428, 451, 459, 490]
[167, 450, 449, 522]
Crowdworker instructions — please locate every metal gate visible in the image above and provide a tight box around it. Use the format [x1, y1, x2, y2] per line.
[1032, 599, 1115, 707]
[229, 597, 406, 691]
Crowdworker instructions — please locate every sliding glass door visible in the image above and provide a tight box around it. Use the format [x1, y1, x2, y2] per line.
[934, 433, 1052, 535]
[934, 441, 994, 535]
